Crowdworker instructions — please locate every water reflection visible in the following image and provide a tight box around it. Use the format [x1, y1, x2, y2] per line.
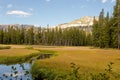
[0, 63, 32, 80]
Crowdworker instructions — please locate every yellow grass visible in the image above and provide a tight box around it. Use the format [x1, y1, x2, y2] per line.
[0, 44, 27, 49]
[0, 45, 40, 64]
[34, 46, 120, 73]
[0, 44, 40, 57]
[0, 48, 38, 57]
[0, 44, 120, 73]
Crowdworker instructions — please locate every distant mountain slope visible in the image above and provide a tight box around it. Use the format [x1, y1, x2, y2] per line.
[56, 16, 98, 28]
[54, 16, 98, 33]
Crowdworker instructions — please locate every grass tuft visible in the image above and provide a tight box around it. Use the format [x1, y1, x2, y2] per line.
[0, 46, 11, 50]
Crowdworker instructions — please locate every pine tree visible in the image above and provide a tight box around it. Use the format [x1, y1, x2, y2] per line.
[111, 0, 120, 48]
[103, 12, 110, 48]
[92, 17, 99, 47]
[0, 28, 4, 44]
[98, 9, 105, 48]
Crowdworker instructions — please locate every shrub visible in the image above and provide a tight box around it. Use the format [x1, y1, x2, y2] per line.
[90, 62, 114, 80]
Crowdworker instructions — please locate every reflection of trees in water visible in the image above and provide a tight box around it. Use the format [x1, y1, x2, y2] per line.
[0, 63, 32, 80]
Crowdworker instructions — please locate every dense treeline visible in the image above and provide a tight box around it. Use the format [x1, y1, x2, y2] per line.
[92, 0, 120, 48]
[0, 26, 92, 46]
[0, 0, 120, 48]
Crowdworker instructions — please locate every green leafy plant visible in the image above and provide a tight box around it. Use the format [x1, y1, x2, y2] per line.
[90, 62, 114, 80]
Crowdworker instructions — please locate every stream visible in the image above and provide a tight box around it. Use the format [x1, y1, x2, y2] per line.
[0, 53, 53, 80]
[0, 63, 32, 80]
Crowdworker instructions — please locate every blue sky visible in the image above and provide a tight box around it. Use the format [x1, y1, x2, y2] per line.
[0, 0, 116, 26]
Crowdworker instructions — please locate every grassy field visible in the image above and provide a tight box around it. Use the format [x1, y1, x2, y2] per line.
[34, 47, 120, 72]
[0, 45, 40, 64]
[32, 46, 120, 79]
[0, 45, 120, 79]
[0, 48, 38, 56]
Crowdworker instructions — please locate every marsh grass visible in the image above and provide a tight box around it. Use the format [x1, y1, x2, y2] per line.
[37, 50, 56, 54]
[0, 48, 56, 65]
[0, 45, 120, 80]
[0, 46, 11, 50]
[31, 62, 120, 80]
[30, 47, 120, 80]
[0, 52, 40, 64]
[25, 46, 34, 49]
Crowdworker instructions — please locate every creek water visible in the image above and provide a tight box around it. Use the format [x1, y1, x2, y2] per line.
[0, 54, 53, 80]
[0, 63, 33, 80]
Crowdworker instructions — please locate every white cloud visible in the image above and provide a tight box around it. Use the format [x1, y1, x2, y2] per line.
[86, 0, 114, 3]
[102, 0, 107, 3]
[111, 0, 115, 3]
[7, 10, 31, 17]
[45, 0, 51, 2]
[102, 0, 115, 3]
[7, 4, 13, 8]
